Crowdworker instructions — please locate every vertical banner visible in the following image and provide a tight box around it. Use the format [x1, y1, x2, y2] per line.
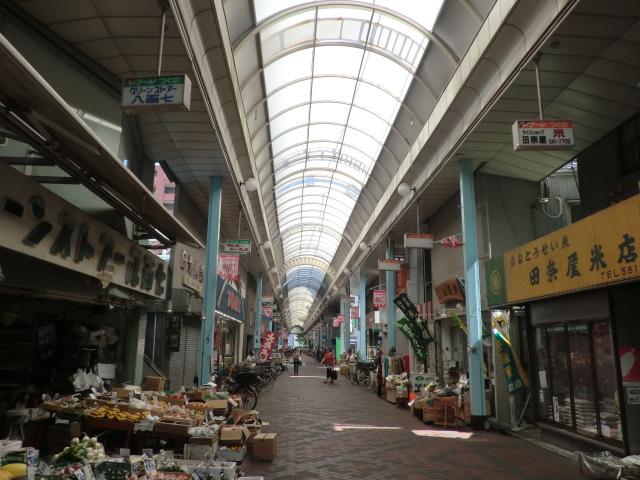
[394, 293, 434, 346]
[373, 289, 387, 308]
[218, 254, 240, 281]
[493, 327, 529, 393]
[259, 332, 276, 362]
[397, 318, 427, 363]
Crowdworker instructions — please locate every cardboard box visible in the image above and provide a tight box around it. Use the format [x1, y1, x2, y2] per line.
[207, 399, 229, 413]
[220, 425, 251, 446]
[252, 433, 277, 461]
[216, 445, 246, 463]
[385, 387, 396, 404]
[184, 442, 217, 460]
[141, 376, 165, 392]
[190, 436, 218, 446]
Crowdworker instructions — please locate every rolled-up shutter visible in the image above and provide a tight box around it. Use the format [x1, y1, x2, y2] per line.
[168, 315, 201, 389]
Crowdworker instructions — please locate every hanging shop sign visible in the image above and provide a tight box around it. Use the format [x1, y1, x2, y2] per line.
[378, 259, 402, 271]
[396, 264, 409, 294]
[336, 314, 345, 324]
[122, 74, 192, 112]
[373, 289, 386, 308]
[215, 275, 244, 321]
[261, 305, 273, 320]
[434, 278, 465, 305]
[217, 254, 240, 281]
[0, 163, 167, 298]
[222, 239, 251, 255]
[177, 245, 204, 296]
[350, 306, 359, 319]
[512, 119, 575, 151]
[404, 233, 434, 249]
[332, 317, 341, 328]
[487, 194, 640, 306]
[262, 295, 275, 305]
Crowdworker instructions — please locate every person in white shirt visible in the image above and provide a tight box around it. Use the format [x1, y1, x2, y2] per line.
[346, 349, 358, 384]
[244, 351, 257, 368]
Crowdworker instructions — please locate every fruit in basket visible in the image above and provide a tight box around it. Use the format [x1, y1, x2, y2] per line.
[0, 464, 27, 480]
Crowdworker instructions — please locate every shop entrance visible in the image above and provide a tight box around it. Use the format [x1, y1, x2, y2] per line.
[534, 320, 622, 444]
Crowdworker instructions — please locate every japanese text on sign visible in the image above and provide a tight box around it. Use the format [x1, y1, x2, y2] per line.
[259, 332, 276, 362]
[122, 75, 191, 112]
[503, 195, 640, 303]
[512, 120, 575, 151]
[373, 289, 386, 308]
[218, 254, 240, 281]
[0, 163, 167, 298]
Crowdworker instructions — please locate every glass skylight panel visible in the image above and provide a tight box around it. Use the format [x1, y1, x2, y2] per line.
[267, 80, 311, 116]
[353, 82, 399, 124]
[264, 49, 312, 93]
[250, 0, 444, 326]
[360, 51, 412, 97]
[310, 103, 350, 125]
[308, 124, 345, 143]
[312, 77, 357, 103]
[269, 104, 309, 139]
[313, 46, 362, 78]
[271, 126, 307, 156]
[348, 107, 389, 141]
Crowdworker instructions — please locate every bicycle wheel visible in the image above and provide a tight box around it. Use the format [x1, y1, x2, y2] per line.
[240, 385, 258, 410]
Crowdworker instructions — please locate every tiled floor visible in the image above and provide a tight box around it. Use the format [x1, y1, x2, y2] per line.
[241, 356, 582, 479]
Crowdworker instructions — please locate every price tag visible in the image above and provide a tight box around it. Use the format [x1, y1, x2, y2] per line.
[72, 468, 86, 480]
[143, 458, 157, 474]
[143, 449, 154, 457]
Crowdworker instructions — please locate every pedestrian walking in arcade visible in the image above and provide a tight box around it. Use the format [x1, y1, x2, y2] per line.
[321, 347, 336, 384]
[292, 348, 301, 375]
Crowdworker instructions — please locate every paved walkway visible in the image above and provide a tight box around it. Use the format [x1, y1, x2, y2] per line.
[242, 356, 582, 480]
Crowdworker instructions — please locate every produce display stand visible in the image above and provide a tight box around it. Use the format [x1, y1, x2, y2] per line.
[85, 416, 134, 449]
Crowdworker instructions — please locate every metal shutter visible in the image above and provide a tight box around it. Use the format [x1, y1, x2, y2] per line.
[168, 315, 201, 389]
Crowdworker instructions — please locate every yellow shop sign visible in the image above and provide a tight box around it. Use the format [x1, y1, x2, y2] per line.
[504, 194, 640, 303]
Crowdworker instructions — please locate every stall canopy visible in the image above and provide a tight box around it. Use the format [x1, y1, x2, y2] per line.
[0, 33, 202, 248]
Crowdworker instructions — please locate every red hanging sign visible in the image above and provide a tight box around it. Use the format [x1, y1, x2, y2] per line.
[373, 289, 386, 308]
[218, 254, 240, 281]
[259, 332, 277, 362]
[350, 306, 359, 319]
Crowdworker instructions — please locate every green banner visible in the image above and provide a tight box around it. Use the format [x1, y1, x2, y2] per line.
[394, 293, 434, 348]
[394, 293, 420, 321]
[485, 255, 507, 307]
[494, 327, 529, 394]
[397, 317, 427, 363]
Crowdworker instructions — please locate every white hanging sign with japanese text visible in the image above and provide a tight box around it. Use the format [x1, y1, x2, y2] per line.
[122, 74, 192, 112]
[512, 119, 575, 151]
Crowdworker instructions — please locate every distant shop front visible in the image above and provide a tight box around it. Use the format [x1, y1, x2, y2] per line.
[487, 195, 640, 455]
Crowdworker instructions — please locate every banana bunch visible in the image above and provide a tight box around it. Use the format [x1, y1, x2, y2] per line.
[87, 406, 150, 422]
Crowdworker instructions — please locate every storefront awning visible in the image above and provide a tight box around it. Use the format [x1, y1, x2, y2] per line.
[0, 33, 202, 248]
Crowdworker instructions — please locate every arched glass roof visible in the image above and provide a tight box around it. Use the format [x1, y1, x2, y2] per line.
[245, 0, 445, 326]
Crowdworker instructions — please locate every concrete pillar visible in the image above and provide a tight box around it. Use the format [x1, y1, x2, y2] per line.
[340, 294, 348, 353]
[386, 239, 396, 351]
[254, 273, 263, 352]
[359, 270, 367, 359]
[200, 176, 222, 384]
[126, 309, 147, 386]
[459, 159, 487, 428]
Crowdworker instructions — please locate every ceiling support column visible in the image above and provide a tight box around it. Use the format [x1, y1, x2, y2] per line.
[359, 269, 367, 359]
[386, 238, 396, 353]
[341, 291, 348, 355]
[254, 272, 263, 352]
[459, 159, 487, 429]
[200, 176, 222, 385]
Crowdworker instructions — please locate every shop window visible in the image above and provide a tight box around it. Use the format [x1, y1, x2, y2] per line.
[164, 186, 175, 194]
[534, 321, 622, 444]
